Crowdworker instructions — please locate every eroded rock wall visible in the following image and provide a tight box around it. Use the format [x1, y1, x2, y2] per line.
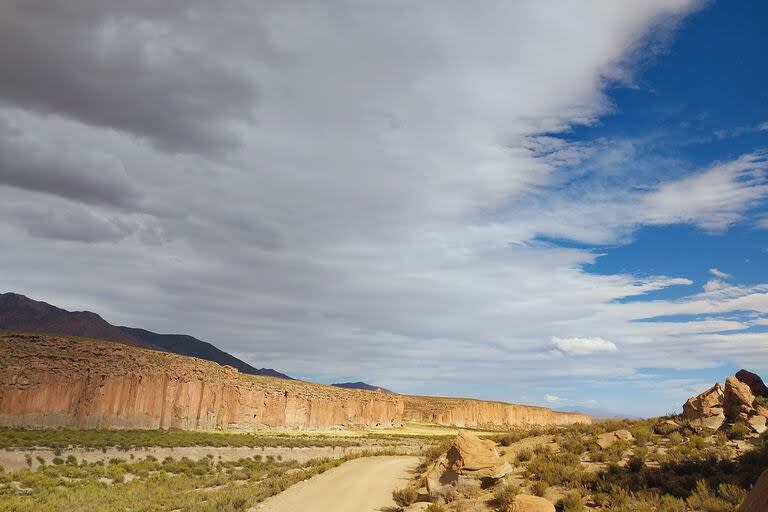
[0, 333, 403, 430]
[403, 395, 591, 428]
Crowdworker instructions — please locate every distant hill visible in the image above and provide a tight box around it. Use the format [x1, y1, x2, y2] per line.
[331, 381, 394, 393]
[0, 292, 292, 379]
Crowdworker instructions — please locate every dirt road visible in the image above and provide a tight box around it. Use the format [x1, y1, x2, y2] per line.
[255, 455, 420, 512]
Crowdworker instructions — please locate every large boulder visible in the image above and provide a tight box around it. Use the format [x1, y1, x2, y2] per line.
[747, 415, 767, 434]
[735, 369, 768, 397]
[426, 430, 512, 498]
[737, 469, 768, 512]
[690, 414, 725, 432]
[724, 376, 756, 422]
[507, 494, 555, 512]
[596, 429, 635, 449]
[683, 383, 725, 420]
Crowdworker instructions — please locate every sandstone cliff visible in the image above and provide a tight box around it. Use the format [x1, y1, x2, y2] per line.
[403, 395, 591, 428]
[0, 332, 402, 430]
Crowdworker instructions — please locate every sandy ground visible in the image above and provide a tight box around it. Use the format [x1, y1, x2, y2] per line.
[0, 444, 421, 472]
[254, 455, 419, 512]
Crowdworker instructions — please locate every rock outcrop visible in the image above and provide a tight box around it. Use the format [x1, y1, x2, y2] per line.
[0, 333, 403, 430]
[682, 369, 768, 434]
[724, 376, 756, 423]
[403, 396, 591, 429]
[737, 469, 768, 512]
[735, 369, 768, 398]
[427, 430, 512, 497]
[507, 495, 556, 512]
[683, 383, 725, 420]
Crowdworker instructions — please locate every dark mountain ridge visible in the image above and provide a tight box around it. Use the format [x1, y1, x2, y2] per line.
[331, 381, 394, 393]
[0, 292, 291, 379]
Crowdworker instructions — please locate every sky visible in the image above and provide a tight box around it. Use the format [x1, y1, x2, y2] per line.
[0, 0, 766, 417]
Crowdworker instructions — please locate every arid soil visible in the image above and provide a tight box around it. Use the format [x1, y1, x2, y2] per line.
[0, 442, 422, 472]
[254, 455, 419, 512]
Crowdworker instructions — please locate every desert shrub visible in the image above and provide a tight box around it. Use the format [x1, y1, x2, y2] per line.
[493, 482, 520, 508]
[626, 455, 644, 473]
[726, 422, 751, 440]
[528, 451, 587, 486]
[557, 491, 584, 512]
[517, 448, 532, 462]
[668, 431, 683, 445]
[392, 486, 418, 508]
[456, 482, 481, 499]
[688, 435, 707, 451]
[51, 457, 64, 465]
[531, 480, 548, 497]
[426, 504, 445, 512]
[560, 432, 586, 455]
[686, 480, 733, 512]
[716, 482, 747, 506]
[631, 425, 653, 445]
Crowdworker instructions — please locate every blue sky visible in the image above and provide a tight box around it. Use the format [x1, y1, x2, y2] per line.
[0, 0, 766, 418]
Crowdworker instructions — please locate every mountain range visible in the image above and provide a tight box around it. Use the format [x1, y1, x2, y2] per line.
[0, 292, 291, 379]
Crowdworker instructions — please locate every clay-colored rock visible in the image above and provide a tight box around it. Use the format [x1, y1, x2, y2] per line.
[507, 494, 555, 512]
[737, 469, 768, 512]
[747, 414, 767, 434]
[403, 395, 591, 429]
[427, 431, 512, 498]
[596, 430, 634, 449]
[724, 376, 756, 422]
[735, 369, 768, 397]
[756, 405, 768, 419]
[0, 333, 403, 430]
[654, 419, 681, 435]
[683, 383, 724, 420]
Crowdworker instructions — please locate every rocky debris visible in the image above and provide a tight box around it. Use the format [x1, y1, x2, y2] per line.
[596, 429, 634, 449]
[683, 383, 725, 421]
[737, 469, 768, 512]
[426, 430, 512, 498]
[724, 376, 756, 423]
[507, 494, 556, 512]
[735, 369, 768, 397]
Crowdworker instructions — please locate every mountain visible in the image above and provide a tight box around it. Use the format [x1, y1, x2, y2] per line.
[331, 381, 394, 393]
[0, 292, 291, 379]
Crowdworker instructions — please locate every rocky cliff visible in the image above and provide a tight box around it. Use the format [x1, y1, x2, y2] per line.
[402, 395, 591, 428]
[0, 332, 402, 430]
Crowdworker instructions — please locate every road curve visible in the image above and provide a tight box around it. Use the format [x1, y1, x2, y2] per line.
[255, 455, 420, 512]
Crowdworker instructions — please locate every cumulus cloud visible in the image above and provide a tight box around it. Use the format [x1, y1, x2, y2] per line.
[552, 336, 618, 356]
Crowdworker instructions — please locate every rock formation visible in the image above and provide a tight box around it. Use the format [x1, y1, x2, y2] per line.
[427, 430, 512, 497]
[0, 333, 403, 430]
[404, 395, 591, 428]
[737, 469, 768, 512]
[596, 429, 634, 449]
[508, 495, 556, 512]
[682, 369, 768, 434]
[683, 383, 725, 420]
[724, 376, 756, 423]
[735, 369, 768, 397]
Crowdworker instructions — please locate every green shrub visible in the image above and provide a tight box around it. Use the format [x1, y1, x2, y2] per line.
[426, 504, 445, 512]
[517, 448, 533, 462]
[392, 486, 418, 508]
[668, 431, 683, 445]
[626, 455, 644, 473]
[686, 480, 735, 512]
[726, 423, 751, 440]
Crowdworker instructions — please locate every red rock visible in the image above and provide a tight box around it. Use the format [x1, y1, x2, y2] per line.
[683, 383, 724, 420]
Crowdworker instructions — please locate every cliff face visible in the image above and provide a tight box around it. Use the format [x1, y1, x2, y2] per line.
[0, 333, 402, 430]
[403, 395, 591, 428]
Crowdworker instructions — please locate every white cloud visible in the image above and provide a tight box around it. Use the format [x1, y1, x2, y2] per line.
[544, 394, 563, 403]
[704, 279, 727, 292]
[5, 0, 768, 417]
[552, 336, 618, 356]
[709, 268, 731, 279]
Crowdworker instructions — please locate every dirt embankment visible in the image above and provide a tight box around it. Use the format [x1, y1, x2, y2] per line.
[403, 395, 591, 428]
